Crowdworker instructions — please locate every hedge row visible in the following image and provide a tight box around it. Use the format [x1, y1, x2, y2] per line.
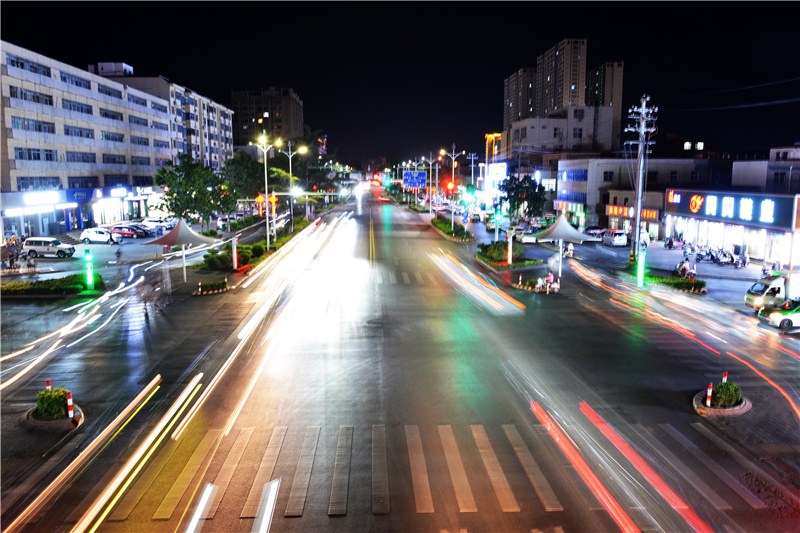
[431, 214, 471, 239]
[645, 274, 707, 291]
[1, 272, 105, 295]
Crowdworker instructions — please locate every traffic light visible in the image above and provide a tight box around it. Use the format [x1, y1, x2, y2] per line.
[84, 249, 94, 289]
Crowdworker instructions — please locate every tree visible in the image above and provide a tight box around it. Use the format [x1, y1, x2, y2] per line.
[499, 174, 547, 223]
[154, 153, 221, 230]
[222, 150, 263, 201]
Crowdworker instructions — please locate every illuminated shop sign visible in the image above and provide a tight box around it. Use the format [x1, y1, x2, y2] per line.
[605, 205, 659, 219]
[554, 200, 583, 213]
[665, 189, 795, 230]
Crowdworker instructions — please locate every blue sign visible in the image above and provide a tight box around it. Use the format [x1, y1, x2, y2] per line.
[403, 171, 427, 189]
[462, 215, 469, 224]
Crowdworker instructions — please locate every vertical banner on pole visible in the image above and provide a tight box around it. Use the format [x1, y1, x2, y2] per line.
[233, 235, 239, 270]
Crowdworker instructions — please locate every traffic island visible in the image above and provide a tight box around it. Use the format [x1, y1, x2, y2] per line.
[20, 406, 84, 431]
[693, 391, 751, 416]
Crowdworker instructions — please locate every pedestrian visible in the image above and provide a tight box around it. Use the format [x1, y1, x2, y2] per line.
[26, 255, 36, 274]
[8, 251, 16, 272]
[115, 247, 122, 264]
[546, 270, 554, 294]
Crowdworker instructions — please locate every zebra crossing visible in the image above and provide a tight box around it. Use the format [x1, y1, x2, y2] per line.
[99, 417, 788, 529]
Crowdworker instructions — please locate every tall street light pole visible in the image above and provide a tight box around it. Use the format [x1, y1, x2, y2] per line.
[250, 134, 277, 251]
[467, 152, 478, 186]
[440, 144, 465, 233]
[276, 139, 308, 234]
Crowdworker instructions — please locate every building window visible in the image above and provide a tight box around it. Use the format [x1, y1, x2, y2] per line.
[132, 175, 154, 186]
[130, 136, 149, 146]
[102, 154, 126, 164]
[129, 115, 148, 126]
[14, 147, 56, 161]
[647, 171, 658, 182]
[683, 142, 692, 150]
[603, 171, 613, 182]
[68, 176, 99, 189]
[62, 99, 93, 115]
[670, 171, 678, 182]
[774, 172, 787, 185]
[97, 84, 122, 99]
[11, 116, 55, 133]
[131, 156, 150, 166]
[153, 139, 170, 149]
[572, 128, 583, 140]
[151, 101, 168, 113]
[104, 175, 129, 187]
[573, 109, 584, 120]
[128, 94, 147, 107]
[151, 120, 169, 131]
[16, 176, 62, 191]
[60, 72, 91, 90]
[100, 131, 124, 143]
[99, 108, 124, 121]
[9, 86, 53, 106]
[64, 125, 94, 138]
[7, 53, 51, 76]
[690, 171, 698, 182]
[66, 151, 97, 163]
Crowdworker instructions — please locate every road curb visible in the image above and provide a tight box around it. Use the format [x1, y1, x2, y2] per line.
[192, 287, 230, 296]
[20, 406, 85, 431]
[692, 391, 752, 416]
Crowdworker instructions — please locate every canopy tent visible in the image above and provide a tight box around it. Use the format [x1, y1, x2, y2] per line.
[531, 213, 602, 278]
[141, 219, 217, 282]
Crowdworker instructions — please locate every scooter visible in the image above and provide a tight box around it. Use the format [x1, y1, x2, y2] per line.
[674, 262, 697, 280]
[695, 246, 710, 262]
[716, 251, 735, 266]
[734, 253, 750, 269]
[562, 244, 574, 258]
[664, 237, 685, 249]
[534, 277, 560, 294]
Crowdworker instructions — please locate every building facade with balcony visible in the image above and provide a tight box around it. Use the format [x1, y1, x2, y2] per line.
[536, 38, 587, 117]
[503, 67, 536, 131]
[231, 87, 304, 146]
[1, 41, 174, 238]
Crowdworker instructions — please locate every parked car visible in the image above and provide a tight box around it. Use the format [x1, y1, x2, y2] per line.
[602, 230, 628, 247]
[583, 226, 606, 238]
[758, 298, 800, 330]
[80, 228, 122, 244]
[22, 237, 75, 258]
[111, 225, 147, 239]
[471, 213, 481, 222]
[127, 222, 155, 236]
[142, 218, 170, 232]
[514, 229, 539, 244]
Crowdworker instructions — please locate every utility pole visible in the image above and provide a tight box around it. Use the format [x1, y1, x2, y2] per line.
[467, 152, 478, 186]
[624, 94, 657, 269]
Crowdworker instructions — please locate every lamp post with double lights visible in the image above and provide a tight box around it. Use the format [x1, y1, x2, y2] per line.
[440, 144, 465, 232]
[276, 140, 308, 233]
[422, 153, 440, 215]
[249, 134, 278, 251]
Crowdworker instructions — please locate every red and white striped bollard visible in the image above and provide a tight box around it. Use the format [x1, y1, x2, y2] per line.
[198, 279, 202, 293]
[722, 371, 728, 383]
[519, 274, 522, 285]
[67, 392, 74, 418]
[706, 383, 712, 407]
[46, 380, 51, 390]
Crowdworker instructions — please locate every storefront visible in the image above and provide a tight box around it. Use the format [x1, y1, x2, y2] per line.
[664, 189, 799, 267]
[1, 190, 69, 238]
[605, 205, 661, 240]
[553, 200, 586, 228]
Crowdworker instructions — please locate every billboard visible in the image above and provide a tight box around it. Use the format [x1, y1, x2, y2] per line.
[665, 189, 796, 231]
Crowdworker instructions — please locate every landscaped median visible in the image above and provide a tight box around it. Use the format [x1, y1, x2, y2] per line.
[476, 241, 543, 271]
[426, 213, 475, 242]
[1, 272, 105, 299]
[616, 266, 708, 293]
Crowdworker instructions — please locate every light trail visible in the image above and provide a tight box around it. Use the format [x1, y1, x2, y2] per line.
[530, 401, 640, 533]
[66, 298, 129, 348]
[5, 375, 162, 533]
[0, 339, 62, 391]
[71, 374, 201, 533]
[726, 351, 800, 423]
[580, 401, 713, 533]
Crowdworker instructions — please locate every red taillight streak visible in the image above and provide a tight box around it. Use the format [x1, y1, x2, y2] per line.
[530, 401, 639, 533]
[726, 351, 800, 423]
[757, 334, 800, 360]
[580, 401, 714, 533]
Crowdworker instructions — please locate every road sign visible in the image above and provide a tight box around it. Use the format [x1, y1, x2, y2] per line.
[402, 171, 426, 189]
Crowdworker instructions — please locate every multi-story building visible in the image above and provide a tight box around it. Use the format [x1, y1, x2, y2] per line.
[1, 41, 174, 238]
[503, 67, 536, 131]
[535, 38, 587, 117]
[585, 61, 624, 151]
[230, 87, 304, 146]
[94, 65, 235, 172]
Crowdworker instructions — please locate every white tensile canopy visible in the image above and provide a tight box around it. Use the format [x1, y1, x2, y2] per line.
[531, 213, 602, 278]
[141, 219, 217, 282]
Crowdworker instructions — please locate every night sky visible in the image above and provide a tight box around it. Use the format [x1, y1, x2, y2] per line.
[2, 2, 798, 166]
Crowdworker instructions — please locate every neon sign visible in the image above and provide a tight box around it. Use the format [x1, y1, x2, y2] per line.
[605, 205, 659, 219]
[689, 195, 704, 213]
[665, 189, 793, 230]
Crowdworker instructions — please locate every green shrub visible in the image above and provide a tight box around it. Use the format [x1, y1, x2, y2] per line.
[201, 229, 220, 237]
[477, 241, 525, 262]
[431, 214, 471, 239]
[1, 272, 104, 295]
[644, 274, 707, 291]
[199, 280, 227, 291]
[251, 243, 264, 257]
[205, 248, 219, 255]
[712, 382, 742, 408]
[218, 252, 232, 267]
[35, 387, 69, 420]
[238, 252, 251, 266]
[204, 255, 221, 269]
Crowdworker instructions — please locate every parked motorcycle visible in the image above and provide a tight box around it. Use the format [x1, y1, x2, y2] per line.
[674, 261, 697, 280]
[664, 237, 685, 249]
[562, 243, 574, 258]
[695, 246, 710, 262]
[734, 253, 750, 269]
[683, 243, 696, 257]
[716, 250, 735, 266]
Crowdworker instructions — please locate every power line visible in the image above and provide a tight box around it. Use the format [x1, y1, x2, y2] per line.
[669, 96, 800, 112]
[658, 75, 800, 100]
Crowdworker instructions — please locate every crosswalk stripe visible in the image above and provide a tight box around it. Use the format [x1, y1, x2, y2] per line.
[153, 429, 220, 520]
[503, 424, 563, 511]
[284, 426, 320, 517]
[241, 426, 287, 518]
[405, 425, 434, 513]
[438, 425, 477, 512]
[402, 272, 411, 284]
[691, 423, 800, 506]
[328, 426, 353, 515]
[659, 423, 765, 509]
[415, 272, 424, 284]
[108, 437, 181, 521]
[205, 428, 253, 519]
[389, 272, 397, 284]
[372, 425, 391, 514]
[631, 424, 731, 511]
[375, 272, 383, 284]
[470, 425, 520, 512]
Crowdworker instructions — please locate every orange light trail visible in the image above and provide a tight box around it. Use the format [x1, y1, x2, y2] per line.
[662, 302, 727, 331]
[757, 334, 800, 360]
[726, 351, 800, 423]
[444, 252, 525, 309]
[530, 401, 639, 533]
[580, 401, 713, 533]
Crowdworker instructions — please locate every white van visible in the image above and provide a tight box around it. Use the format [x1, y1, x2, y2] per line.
[22, 237, 75, 258]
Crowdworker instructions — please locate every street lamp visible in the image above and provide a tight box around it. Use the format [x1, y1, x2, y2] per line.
[440, 144, 465, 233]
[421, 153, 440, 215]
[276, 139, 308, 233]
[249, 134, 277, 251]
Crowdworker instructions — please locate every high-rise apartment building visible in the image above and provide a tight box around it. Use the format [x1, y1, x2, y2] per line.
[503, 67, 536, 131]
[1, 41, 174, 237]
[230, 87, 304, 146]
[586, 61, 624, 150]
[535, 38, 587, 117]
[96, 66, 235, 171]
